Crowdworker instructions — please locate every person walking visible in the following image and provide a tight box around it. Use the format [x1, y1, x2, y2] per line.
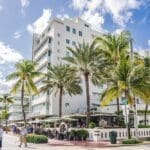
[18, 126, 28, 147]
[0, 125, 4, 150]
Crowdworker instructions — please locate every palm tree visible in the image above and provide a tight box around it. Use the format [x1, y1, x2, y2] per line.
[95, 31, 131, 115]
[0, 94, 13, 126]
[143, 57, 150, 126]
[63, 41, 102, 126]
[40, 64, 82, 117]
[100, 56, 150, 138]
[6, 60, 42, 125]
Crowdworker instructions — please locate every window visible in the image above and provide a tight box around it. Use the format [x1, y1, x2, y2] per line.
[57, 57, 60, 60]
[65, 103, 70, 107]
[72, 28, 76, 34]
[57, 49, 60, 53]
[48, 50, 51, 56]
[66, 51, 70, 56]
[57, 33, 60, 37]
[72, 41, 76, 46]
[79, 31, 82, 36]
[85, 24, 89, 27]
[48, 37, 52, 43]
[66, 39, 70, 44]
[48, 26, 51, 31]
[66, 26, 70, 32]
[58, 41, 60, 45]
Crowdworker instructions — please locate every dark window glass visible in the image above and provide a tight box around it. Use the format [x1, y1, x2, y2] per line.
[72, 28, 76, 34]
[66, 26, 70, 32]
[66, 39, 70, 44]
[85, 24, 89, 27]
[48, 50, 51, 56]
[57, 33, 60, 37]
[58, 41, 60, 45]
[48, 37, 52, 43]
[79, 31, 82, 36]
[72, 41, 76, 46]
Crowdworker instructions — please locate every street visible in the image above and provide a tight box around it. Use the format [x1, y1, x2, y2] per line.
[1, 133, 150, 150]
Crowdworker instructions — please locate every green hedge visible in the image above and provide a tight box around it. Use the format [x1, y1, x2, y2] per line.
[26, 134, 48, 144]
[88, 122, 96, 128]
[138, 125, 150, 128]
[69, 129, 89, 140]
[122, 139, 142, 144]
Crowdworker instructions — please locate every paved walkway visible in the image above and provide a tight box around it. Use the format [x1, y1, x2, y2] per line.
[1, 133, 150, 150]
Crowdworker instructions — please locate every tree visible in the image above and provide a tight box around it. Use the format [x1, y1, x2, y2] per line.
[0, 94, 13, 126]
[143, 57, 150, 126]
[40, 64, 82, 117]
[6, 60, 42, 125]
[100, 56, 150, 138]
[95, 31, 131, 115]
[64, 41, 101, 126]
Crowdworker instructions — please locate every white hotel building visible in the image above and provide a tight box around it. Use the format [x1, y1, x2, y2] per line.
[30, 17, 150, 124]
[31, 17, 106, 118]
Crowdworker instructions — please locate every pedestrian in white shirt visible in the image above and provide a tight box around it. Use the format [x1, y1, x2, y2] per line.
[0, 125, 3, 150]
[18, 126, 28, 147]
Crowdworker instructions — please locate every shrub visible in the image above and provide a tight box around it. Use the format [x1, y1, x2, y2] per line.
[69, 129, 89, 141]
[138, 125, 150, 128]
[26, 134, 48, 144]
[88, 122, 96, 128]
[109, 131, 117, 144]
[122, 139, 142, 144]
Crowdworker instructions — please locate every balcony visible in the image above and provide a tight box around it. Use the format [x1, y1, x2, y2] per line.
[31, 95, 47, 106]
[34, 40, 51, 60]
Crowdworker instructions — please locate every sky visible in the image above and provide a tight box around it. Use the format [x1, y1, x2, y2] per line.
[0, 0, 150, 93]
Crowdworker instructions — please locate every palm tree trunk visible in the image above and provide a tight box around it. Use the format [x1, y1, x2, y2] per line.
[59, 86, 63, 117]
[84, 73, 90, 127]
[4, 101, 7, 126]
[21, 83, 27, 126]
[125, 90, 131, 139]
[144, 104, 148, 126]
[116, 97, 120, 115]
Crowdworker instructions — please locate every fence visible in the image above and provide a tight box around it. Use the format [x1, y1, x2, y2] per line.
[87, 128, 150, 141]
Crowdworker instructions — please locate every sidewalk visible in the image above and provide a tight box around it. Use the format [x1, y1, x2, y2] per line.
[2, 133, 150, 150]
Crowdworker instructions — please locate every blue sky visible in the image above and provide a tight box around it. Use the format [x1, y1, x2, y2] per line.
[0, 0, 150, 93]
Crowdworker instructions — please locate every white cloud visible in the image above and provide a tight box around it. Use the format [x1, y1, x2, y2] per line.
[21, 0, 30, 8]
[27, 8, 52, 34]
[148, 40, 150, 46]
[0, 42, 23, 64]
[71, 0, 143, 27]
[56, 14, 70, 20]
[81, 11, 105, 31]
[0, 78, 17, 94]
[114, 28, 125, 34]
[71, 0, 88, 10]
[13, 31, 22, 39]
[103, 0, 141, 27]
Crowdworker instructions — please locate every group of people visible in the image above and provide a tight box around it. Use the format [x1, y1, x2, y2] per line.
[0, 124, 29, 149]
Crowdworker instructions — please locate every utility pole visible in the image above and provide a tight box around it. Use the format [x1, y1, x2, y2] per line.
[129, 39, 139, 140]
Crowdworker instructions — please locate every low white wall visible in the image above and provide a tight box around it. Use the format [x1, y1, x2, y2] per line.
[87, 128, 150, 141]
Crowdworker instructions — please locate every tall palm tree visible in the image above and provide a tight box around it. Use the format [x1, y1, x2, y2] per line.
[6, 60, 42, 125]
[0, 94, 13, 126]
[95, 31, 131, 115]
[143, 57, 150, 125]
[64, 41, 102, 126]
[100, 56, 150, 138]
[40, 64, 82, 117]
